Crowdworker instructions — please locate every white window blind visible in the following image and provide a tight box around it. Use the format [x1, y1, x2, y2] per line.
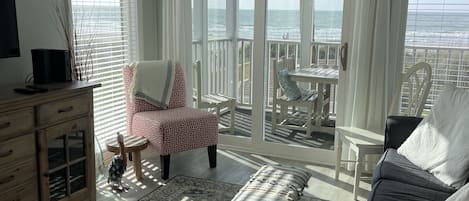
[402, 0, 469, 114]
[71, 0, 138, 144]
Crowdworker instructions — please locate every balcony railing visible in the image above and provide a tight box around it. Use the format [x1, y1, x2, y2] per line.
[193, 39, 468, 116]
[193, 38, 341, 115]
[402, 45, 469, 113]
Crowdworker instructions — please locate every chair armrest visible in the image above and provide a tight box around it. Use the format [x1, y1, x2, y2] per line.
[384, 116, 423, 150]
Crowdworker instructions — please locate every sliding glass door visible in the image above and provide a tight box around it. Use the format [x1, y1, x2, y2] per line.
[192, 0, 348, 163]
[192, 0, 255, 148]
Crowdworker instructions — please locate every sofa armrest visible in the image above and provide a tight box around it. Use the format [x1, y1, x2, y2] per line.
[384, 116, 423, 150]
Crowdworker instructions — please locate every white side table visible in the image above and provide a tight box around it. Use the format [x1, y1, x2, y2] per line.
[335, 127, 384, 200]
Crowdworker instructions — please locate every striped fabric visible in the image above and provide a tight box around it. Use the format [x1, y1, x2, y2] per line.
[123, 63, 218, 155]
[232, 164, 311, 201]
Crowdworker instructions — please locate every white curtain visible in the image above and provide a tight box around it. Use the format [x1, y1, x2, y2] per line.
[160, 0, 193, 106]
[336, 0, 408, 170]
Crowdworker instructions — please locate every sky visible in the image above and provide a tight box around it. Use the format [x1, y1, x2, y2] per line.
[208, 0, 343, 11]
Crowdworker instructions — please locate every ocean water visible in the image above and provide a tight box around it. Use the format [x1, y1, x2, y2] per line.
[208, 9, 342, 41]
[72, 5, 469, 48]
[208, 9, 469, 48]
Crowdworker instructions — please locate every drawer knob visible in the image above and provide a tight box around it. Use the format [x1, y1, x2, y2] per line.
[0, 150, 13, 158]
[0, 175, 14, 185]
[0, 122, 11, 129]
[58, 106, 74, 113]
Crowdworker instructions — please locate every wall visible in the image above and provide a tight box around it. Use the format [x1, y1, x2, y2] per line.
[137, 0, 159, 61]
[0, 0, 66, 86]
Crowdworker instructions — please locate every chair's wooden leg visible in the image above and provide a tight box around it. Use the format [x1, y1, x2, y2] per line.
[281, 105, 288, 122]
[128, 152, 133, 161]
[134, 151, 143, 181]
[160, 155, 170, 180]
[230, 101, 236, 135]
[272, 103, 277, 133]
[306, 105, 314, 136]
[353, 151, 364, 200]
[324, 84, 331, 121]
[208, 145, 217, 168]
[335, 137, 343, 180]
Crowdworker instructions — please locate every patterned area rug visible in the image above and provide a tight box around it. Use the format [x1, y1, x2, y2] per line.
[139, 175, 242, 201]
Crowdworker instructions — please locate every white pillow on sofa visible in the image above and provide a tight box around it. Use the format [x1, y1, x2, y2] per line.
[397, 85, 469, 189]
[446, 183, 469, 201]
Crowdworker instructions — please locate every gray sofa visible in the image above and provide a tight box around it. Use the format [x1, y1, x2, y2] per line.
[368, 116, 457, 201]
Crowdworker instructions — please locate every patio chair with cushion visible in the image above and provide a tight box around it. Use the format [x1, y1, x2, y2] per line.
[271, 58, 318, 136]
[193, 60, 236, 134]
[123, 61, 218, 180]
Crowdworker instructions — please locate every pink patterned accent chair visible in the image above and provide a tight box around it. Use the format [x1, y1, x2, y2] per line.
[123, 62, 218, 180]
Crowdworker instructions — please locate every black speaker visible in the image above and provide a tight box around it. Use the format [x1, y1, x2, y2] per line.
[31, 49, 72, 84]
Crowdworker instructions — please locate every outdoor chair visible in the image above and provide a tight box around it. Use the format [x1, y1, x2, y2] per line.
[193, 60, 236, 134]
[271, 58, 318, 136]
[390, 62, 432, 117]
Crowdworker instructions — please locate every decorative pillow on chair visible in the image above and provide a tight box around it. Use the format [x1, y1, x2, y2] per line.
[397, 85, 469, 189]
[277, 69, 302, 101]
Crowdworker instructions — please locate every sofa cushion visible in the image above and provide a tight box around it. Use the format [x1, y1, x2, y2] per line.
[369, 179, 452, 201]
[373, 149, 456, 193]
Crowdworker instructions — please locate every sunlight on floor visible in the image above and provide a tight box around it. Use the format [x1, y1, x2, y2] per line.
[97, 148, 371, 201]
[97, 159, 167, 201]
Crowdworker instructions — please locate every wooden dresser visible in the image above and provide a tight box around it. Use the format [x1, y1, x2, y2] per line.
[0, 81, 100, 201]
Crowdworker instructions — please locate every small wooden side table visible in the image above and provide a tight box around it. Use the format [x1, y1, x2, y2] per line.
[335, 127, 384, 200]
[106, 135, 148, 181]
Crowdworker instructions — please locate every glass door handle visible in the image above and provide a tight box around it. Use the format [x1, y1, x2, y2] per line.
[340, 42, 348, 71]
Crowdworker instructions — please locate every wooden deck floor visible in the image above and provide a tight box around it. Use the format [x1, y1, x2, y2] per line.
[219, 108, 335, 150]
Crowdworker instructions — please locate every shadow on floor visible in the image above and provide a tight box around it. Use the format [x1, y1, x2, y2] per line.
[219, 108, 335, 150]
[97, 148, 371, 201]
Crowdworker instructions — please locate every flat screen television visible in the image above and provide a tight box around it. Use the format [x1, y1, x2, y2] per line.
[0, 0, 20, 58]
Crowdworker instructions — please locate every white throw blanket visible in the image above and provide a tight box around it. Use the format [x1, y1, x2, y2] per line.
[130, 60, 175, 109]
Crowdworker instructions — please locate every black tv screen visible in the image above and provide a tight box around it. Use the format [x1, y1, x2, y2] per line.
[0, 0, 20, 58]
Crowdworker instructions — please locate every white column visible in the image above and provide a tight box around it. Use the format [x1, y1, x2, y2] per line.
[300, 0, 313, 68]
[201, 0, 209, 95]
[226, 0, 239, 98]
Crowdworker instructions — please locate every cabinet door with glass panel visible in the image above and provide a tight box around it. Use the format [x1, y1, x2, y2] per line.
[38, 118, 92, 201]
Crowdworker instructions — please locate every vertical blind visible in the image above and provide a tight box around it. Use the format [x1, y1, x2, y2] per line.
[71, 0, 137, 144]
[402, 0, 469, 113]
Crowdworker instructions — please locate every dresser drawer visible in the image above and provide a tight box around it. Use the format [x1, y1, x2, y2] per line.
[0, 158, 37, 193]
[0, 108, 34, 137]
[1, 180, 38, 201]
[0, 134, 35, 165]
[37, 94, 90, 125]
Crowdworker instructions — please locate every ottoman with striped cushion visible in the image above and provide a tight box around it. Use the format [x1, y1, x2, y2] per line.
[232, 164, 312, 201]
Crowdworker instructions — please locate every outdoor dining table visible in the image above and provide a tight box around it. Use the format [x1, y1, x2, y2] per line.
[288, 65, 339, 129]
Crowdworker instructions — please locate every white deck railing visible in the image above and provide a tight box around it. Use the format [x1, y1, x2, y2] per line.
[193, 39, 468, 116]
[193, 38, 341, 115]
[403, 44, 469, 113]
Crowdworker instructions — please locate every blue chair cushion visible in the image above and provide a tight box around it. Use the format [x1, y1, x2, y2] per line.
[277, 69, 301, 101]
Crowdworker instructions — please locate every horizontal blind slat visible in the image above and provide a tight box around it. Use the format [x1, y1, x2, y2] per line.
[72, 0, 136, 145]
